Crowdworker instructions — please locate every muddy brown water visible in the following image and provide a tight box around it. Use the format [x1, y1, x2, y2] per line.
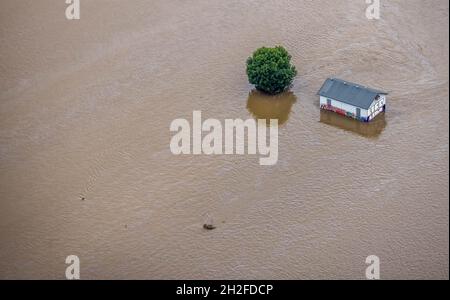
[0, 0, 448, 279]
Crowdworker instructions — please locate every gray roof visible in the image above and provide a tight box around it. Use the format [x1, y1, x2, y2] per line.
[317, 78, 388, 109]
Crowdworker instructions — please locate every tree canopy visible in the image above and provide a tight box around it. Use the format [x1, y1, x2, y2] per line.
[246, 46, 297, 95]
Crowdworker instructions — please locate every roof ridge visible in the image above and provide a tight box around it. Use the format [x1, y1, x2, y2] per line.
[328, 77, 387, 95]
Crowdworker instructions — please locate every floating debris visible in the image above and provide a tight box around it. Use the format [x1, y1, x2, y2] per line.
[203, 223, 216, 230]
[203, 213, 216, 230]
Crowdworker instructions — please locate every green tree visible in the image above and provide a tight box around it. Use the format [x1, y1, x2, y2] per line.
[246, 46, 297, 95]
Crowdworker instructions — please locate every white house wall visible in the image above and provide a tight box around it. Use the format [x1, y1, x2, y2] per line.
[369, 95, 386, 111]
[368, 95, 386, 120]
[320, 96, 368, 117]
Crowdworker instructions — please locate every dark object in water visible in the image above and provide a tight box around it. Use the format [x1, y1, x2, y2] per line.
[203, 224, 216, 230]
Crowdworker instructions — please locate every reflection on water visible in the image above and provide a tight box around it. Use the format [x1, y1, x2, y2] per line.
[320, 110, 387, 138]
[246, 90, 297, 126]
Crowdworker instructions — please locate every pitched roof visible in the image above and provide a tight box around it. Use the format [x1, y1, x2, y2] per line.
[317, 78, 388, 109]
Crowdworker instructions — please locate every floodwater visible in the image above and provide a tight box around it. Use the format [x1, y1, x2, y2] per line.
[320, 110, 387, 138]
[0, 0, 448, 279]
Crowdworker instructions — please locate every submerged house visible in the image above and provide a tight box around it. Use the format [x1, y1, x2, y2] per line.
[318, 78, 388, 122]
